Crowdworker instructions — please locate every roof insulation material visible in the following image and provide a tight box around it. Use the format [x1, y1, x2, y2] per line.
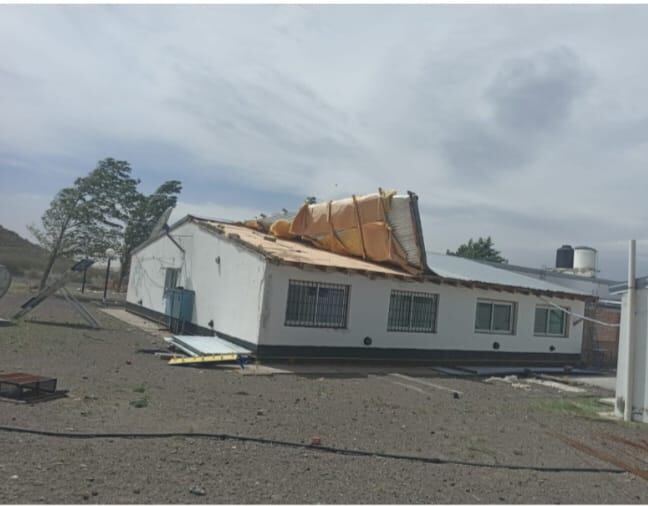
[240, 190, 428, 275]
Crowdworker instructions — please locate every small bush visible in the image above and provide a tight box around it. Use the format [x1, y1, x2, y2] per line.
[130, 397, 149, 408]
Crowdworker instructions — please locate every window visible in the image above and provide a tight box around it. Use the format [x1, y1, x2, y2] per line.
[164, 268, 180, 295]
[534, 306, 568, 337]
[475, 300, 515, 334]
[285, 280, 350, 328]
[387, 290, 438, 333]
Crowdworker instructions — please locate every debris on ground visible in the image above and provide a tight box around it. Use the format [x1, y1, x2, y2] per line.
[0, 372, 68, 403]
[189, 486, 206, 496]
[525, 378, 585, 393]
[163, 335, 252, 368]
[483, 375, 530, 390]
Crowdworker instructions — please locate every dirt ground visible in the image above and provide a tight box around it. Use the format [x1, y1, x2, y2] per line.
[0, 291, 646, 504]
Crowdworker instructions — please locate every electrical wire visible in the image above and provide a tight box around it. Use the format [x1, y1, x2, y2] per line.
[538, 296, 620, 328]
[0, 425, 623, 475]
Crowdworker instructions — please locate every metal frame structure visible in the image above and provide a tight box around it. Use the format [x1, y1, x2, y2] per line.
[12, 259, 101, 329]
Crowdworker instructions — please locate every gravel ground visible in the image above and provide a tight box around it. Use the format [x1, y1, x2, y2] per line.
[0, 292, 646, 504]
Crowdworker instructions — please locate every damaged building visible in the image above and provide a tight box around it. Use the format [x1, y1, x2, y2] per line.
[126, 191, 591, 363]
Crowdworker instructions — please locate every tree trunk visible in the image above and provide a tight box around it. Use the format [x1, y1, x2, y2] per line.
[38, 250, 58, 290]
[117, 254, 130, 293]
[38, 213, 73, 290]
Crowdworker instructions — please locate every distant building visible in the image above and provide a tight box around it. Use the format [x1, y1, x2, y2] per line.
[478, 249, 622, 368]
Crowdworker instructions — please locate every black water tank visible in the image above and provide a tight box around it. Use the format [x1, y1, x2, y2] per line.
[555, 245, 574, 269]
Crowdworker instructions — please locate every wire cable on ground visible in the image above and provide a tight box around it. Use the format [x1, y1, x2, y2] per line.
[0, 425, 623, 475]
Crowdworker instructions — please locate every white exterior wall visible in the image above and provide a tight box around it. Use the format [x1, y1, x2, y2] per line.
[126, 222, 267, 345]
[615, 289, 648, 422]
[259, 264, 585, 354]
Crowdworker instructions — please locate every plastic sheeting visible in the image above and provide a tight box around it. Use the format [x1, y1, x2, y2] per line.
[240, 190, 427, 274]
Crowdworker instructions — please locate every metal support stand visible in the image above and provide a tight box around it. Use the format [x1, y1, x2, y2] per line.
[12, 259, 100, 329]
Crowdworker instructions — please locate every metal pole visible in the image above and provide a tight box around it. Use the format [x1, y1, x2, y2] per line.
[625, 239, 636, 422]
[103, 257, 111, 302]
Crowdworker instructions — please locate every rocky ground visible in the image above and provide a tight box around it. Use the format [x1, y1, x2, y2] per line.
[0, 291, 646, 504]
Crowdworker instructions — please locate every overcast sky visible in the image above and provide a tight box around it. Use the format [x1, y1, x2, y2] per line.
[1, 5, 647, 279]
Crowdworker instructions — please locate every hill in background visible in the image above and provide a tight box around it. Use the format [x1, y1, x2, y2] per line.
[0, 225, 119, 291]
[0, 225, 65, 278]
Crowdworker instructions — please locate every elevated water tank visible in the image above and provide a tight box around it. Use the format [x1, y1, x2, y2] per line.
[555, 245, 574, 269]
[573, 246, 597, 277]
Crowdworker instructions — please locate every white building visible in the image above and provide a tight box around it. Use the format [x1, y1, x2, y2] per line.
[126, 215, 591, 363]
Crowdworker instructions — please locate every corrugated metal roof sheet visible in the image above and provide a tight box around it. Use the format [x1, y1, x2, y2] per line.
[425, 253, 586, 294]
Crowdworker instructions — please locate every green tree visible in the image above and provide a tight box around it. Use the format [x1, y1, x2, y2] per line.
[29, 185, 92, 289]
[29, 158, 181, 290]
[447, 236, 508, 264]
[117, 180, 182, 291]
[29, 159, 138, 289]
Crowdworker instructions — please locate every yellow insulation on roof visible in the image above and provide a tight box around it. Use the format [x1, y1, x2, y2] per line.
[240, 189, 421, 274]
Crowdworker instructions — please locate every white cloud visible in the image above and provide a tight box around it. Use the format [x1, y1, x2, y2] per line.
[3, 5, 648, 279]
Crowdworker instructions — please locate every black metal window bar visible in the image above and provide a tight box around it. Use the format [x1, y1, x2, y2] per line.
[387, 290, 438, 333]
[285, 280, 350, 328]
[534, 306, 568, 337]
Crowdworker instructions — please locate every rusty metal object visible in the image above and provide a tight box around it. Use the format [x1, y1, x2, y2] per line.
[0, 372, 64, 403]
[549, 431, 648, 481]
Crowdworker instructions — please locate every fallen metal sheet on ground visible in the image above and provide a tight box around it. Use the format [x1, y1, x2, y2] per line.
[164, 335, 253, 357]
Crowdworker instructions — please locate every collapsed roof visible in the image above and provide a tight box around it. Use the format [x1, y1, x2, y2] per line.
[132, 189, 592, 301]
[240, 189, 428, 275]
[191, 217, 590, 301]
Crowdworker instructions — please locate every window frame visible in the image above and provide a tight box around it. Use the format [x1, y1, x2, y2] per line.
[284, 280, 350, 329]
[474, 299, 516, 335]
[163, 267, 180, 296]
[534, 305, 569, 338]
[387, 289, 439, 333]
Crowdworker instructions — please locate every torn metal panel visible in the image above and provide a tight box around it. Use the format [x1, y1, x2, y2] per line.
[165, 335, 253, 357]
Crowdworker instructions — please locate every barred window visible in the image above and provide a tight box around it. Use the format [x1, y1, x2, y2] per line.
[534, 306, 568, 337]
[387, 290, 438, 333]
[475, 300, 515, 334]
[284, 280, 350, 328]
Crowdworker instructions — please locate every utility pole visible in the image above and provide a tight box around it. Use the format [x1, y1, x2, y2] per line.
[624, 239, 636, 422]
